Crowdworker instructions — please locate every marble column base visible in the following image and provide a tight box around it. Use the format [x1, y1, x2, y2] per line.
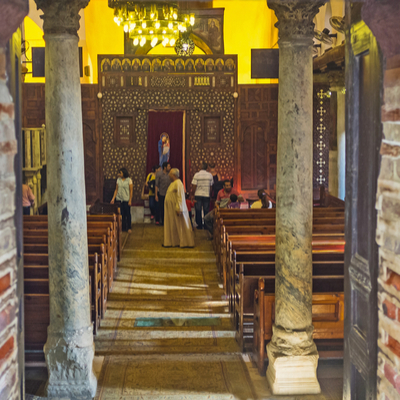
[266, 325, 320, 395]
[45, 326, 97, 399]
[266, 350, 320, 395]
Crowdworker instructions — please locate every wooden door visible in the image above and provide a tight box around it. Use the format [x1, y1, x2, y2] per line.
[343, 3, 383, 398]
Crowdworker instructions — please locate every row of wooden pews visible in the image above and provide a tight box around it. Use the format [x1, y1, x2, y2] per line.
[23, 208, 122, 363]
[212, 204, 345, 375]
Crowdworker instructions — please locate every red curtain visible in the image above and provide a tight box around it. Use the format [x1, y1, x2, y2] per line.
[146, 111, 184, 177]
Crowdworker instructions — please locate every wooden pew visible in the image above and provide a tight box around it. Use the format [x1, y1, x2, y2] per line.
[24, 253, 102, 363]
[88, 201, 123, 262]
[23, 217, 116, 293]
[252, 279, 344, 375]
[229, 246, 345, 352]
[224, 236, 345, 298]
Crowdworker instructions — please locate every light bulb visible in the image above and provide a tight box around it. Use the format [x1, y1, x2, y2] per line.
[169, 38, 176, 46]
[142, 22, 146, 29]
[155, 21, 160, 29]
[140, 37, 146, 47]
[114, 16, 118, 23]
[150, 30, 154, 34]
[162, 30, 166, 34]
[138, 30, 142, 34]
[190, 14, 195, 26]
[150, 12, 155, 19]
[151, 37, 158, 47]
[129, 22, 136, 30]
[183, 43, 188, 51]
[162, 38, 168, 47]
[133, 38, 139, 46]
[168, 22, 173, 30]
[124, 24, 129, 33]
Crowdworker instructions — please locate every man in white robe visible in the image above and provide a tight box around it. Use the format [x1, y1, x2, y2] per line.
[163, 168, 195, 248]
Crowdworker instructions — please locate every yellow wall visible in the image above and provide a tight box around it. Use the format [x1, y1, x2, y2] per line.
[24, 17, 45, 83]
[84, 0, 124, 83]
[214, 0, 278, 84]
[24, 16, 91, 84]
[25, 0, 280, 85]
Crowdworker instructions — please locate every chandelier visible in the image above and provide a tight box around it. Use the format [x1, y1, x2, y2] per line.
[175, 33, 195, 56]
[110, 1, 195, 48]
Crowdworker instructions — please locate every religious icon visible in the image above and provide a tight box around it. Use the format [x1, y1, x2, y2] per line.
[176, 58, 184, 72]
[132, 58, 141, 71]
[225, 58, 235, 72]
[205, 58, 215, 72]
[162, 59, 174, 72]
[208, 19, 220, 48]
[111, 58, 122, 71]
[215, 58, 224, 72]
[122, 58, 131, 71]
[142, 58, 151, 72]
[152, 58, 162, 72]
[101, 58, 111, 72]
[195, 58, 205, 72]
[185, 59, 195, 72]
[158, 132, 170, 165]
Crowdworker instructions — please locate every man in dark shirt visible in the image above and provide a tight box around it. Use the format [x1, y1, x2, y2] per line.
[155, 161, 171, 226]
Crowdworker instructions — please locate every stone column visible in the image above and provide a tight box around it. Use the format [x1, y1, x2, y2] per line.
[328, 71, 346, 201]
[266, 0, 327, 395]
[34, 1, 96, 398]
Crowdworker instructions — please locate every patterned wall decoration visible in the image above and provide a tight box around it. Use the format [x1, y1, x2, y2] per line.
[99, 55, 237, 201]
[313, 84, 331, 189]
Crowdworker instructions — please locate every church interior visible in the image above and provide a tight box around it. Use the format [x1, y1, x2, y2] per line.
[0, 0, 400, 399]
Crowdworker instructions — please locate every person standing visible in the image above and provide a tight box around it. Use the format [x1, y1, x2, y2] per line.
[155, 161, 171, 226]
[163, 168, 195, 248]
[146, 165, 160, 221]
[111, 167, 133, 233]
[191, 162, 213, 229]
[22, 183, 35, 215]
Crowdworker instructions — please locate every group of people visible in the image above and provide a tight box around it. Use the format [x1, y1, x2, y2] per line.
[111, 161, 273, 247]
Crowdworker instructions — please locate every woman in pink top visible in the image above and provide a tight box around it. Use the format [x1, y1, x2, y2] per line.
[22, 184, 35, 215]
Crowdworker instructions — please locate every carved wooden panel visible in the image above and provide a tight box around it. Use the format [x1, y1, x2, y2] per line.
[22, 84, 45, 128]
[202, 115, 221, 145]
[22, 83, 102, 203]
[238, 85, 278, 194]
[114, 115, 135, 147]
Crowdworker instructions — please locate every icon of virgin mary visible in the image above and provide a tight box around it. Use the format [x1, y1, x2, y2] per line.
[158, 132, 170, 165]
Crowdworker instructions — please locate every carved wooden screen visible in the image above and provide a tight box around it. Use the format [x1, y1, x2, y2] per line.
[22, 83, 102, 203]
[238, 85, 278, 194]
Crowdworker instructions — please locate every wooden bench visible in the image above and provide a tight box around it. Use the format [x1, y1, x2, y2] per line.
[252, 279, 344, 375]
[23, 217, 116, 292]
[24, 253, 102, 363]
[231, 244, 345, 352]
[223, 235, 345, 297]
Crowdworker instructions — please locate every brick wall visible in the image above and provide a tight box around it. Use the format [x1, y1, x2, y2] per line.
[0, 47, 19, 399]
[376, 56, 400, 399]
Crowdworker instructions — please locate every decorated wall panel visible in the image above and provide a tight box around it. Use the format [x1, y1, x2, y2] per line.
[238, 85, 278, 195]
[99, 54, 237, 201]
[313, 84, 331, 189]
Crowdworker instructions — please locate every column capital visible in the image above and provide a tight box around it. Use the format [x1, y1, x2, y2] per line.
[34, 0, 89, 36]
[328, 70, 345, 90]
[267, 0, 328, 41]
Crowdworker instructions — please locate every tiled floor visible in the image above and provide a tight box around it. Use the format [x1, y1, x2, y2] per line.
[25, 224, 343, 399]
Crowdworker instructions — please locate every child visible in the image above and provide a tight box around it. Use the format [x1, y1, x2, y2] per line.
[228, 194, 240, 209]
[185, 192, 195, 229]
